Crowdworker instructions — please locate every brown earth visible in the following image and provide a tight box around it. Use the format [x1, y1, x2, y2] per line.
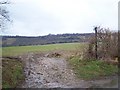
[19, 52, 118, 88]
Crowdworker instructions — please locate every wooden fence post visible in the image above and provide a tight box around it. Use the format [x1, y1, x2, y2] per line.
[94, 27, 98, 59]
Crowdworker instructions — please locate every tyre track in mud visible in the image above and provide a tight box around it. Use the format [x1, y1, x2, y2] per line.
[21, 53, 90, 88]
[21, 53, 118, 88]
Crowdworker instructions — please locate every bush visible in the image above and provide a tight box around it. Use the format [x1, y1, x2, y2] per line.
[85, 27, 118, 61]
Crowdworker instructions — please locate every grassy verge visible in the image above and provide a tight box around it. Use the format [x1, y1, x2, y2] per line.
[68, 56, 118, 80]
[2, 58, 25, 88]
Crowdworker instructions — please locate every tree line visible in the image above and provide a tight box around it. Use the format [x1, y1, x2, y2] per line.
[2, 33, 93, 47]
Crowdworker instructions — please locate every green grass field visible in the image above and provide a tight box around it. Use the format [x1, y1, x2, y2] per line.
[2, 43, 86, 57]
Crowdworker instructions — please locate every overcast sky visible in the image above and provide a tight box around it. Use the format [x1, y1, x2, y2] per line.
[2, 0, 119, 36]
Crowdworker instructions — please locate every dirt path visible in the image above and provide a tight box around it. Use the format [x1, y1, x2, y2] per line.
[21, 53, 118, 88]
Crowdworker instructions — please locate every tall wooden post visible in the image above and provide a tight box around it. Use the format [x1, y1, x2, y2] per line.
[94, 27, 98, 59]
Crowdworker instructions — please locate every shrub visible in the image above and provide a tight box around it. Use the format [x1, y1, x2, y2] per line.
[85, 27, 118, 61]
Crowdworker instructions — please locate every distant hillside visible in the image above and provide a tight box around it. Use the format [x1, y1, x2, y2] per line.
[1, 33, 94, 47]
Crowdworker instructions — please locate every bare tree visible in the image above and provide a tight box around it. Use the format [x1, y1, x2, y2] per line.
[0, 0, 10, 32]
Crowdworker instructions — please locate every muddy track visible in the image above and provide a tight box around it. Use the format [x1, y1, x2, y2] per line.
[21, 53, 118, 88]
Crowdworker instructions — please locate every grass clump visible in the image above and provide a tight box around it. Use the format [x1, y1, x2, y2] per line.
[2, 58, 25, 88]
[68, 56, 118, 80]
